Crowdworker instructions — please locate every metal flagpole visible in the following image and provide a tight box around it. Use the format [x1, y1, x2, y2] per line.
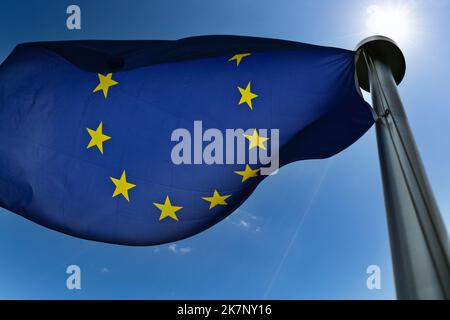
[355, 36, 450, 300]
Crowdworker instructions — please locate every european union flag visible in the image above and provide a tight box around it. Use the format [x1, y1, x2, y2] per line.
[0, 35, 374, 245]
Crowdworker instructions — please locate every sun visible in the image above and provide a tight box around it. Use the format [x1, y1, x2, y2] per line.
[365, 2, 416, 45]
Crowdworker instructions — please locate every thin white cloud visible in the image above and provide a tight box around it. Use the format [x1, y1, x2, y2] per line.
[166, 243, 193, 255]
[226, 209, 262, 232]
[180, 247, 193, 254]
[239, 220, 250, 228]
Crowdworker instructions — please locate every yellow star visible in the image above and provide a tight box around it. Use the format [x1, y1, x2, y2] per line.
[110, 170, 136, 202]
[228, 53, 251, 66]
[202, 189, 231, 209]
[244, 129, 269, 150]
[86, 122, 111, 154]
[237, 82, 258, 110]
[93, 73, 118, 98]
[153, 196, 183, 221]
[234, 165, 260, 182]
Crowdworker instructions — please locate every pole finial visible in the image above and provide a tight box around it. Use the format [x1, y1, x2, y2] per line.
[355, 35, 406, 92]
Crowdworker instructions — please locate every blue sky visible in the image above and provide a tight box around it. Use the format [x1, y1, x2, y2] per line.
[0, 0, 449, 299]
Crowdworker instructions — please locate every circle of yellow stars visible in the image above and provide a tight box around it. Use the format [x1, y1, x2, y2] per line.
[86, 51, 268, 222]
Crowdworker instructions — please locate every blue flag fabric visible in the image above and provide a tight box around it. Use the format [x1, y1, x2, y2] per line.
[0, 36, 374, 245]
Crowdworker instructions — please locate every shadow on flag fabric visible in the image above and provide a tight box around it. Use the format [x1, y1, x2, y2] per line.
[0, 35, 374, 245]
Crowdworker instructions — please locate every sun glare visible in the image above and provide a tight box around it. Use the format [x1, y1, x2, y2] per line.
[366, 2, 416, 45]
